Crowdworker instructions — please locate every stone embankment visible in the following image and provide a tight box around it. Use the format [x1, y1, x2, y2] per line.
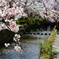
[52, 32, 59, 59]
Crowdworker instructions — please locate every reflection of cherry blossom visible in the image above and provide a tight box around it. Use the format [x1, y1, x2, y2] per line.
[14, 46, 21, 51]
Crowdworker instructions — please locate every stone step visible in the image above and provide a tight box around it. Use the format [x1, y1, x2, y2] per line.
[52, 45, 59, 48]
[53, 34, 59, 59]
[54, 54, 59, 59]
[54, 56, 59, 59]
[53, 49, 59, 52]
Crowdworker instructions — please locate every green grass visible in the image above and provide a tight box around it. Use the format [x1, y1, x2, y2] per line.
[39, 27, 57, 59]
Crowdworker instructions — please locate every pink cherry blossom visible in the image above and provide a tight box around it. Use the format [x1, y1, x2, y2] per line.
[16, 2, 19, 5]
[0, 0, 24, 32]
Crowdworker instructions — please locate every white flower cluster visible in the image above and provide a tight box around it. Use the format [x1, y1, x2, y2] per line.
[4, 34, 21, 51]
[13, 34, 21, 42]
[4, 43, 10, 47]
[13, 34, 21, 51]
[24, 0, 59, 22]
[0, 19, 19, 32]
[0, 0, 24, 32]
[0, 0, 23, 20]
[14, 45, 21, 51]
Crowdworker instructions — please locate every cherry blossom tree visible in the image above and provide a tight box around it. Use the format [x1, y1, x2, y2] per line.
[23, 0, 59, 22]
[0, 0, 24, 32]
[0, 0, 25, 51]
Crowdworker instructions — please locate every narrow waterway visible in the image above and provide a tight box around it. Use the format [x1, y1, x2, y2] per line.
[0, 35, 49, 59]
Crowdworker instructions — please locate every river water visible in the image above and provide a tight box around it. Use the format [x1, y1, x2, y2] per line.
[0, 35, 49, 59]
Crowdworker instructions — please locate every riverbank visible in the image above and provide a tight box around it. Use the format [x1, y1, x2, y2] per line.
[52, 31, 59, 59]
[0, 35, 44, 59]
[39, 27, 57, 59]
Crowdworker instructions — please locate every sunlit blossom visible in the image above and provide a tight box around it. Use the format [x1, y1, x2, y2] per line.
[13, 34, 21, 42]
[15, 34, 21, 39]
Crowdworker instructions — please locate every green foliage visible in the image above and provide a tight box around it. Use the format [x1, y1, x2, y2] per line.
[14, 16, 44, 26]
[39, 27, 57, 59]
[30, 29, 37, 32]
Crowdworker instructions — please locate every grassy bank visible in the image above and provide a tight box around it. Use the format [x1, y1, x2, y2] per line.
[39, 27, 57, 59]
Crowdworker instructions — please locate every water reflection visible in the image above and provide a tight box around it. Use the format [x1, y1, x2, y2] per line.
[0, 36, 45, 59]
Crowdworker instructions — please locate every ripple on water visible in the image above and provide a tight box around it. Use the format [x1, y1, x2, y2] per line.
[0, 38, 44, 59]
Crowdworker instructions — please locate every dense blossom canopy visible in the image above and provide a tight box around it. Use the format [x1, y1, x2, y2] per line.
[23, 0, 59, 22]
[0, 0, 24, 32]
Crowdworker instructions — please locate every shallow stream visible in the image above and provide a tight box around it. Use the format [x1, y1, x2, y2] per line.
[0, 34, 49, 59]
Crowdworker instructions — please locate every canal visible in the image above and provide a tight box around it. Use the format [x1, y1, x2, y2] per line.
[0, 32, 50, 59]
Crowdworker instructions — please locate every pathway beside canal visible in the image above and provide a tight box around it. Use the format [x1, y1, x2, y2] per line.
[52, 32, 59, 59]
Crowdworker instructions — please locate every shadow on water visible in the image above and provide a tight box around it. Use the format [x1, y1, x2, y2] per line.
[0, 34, 49, 59]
